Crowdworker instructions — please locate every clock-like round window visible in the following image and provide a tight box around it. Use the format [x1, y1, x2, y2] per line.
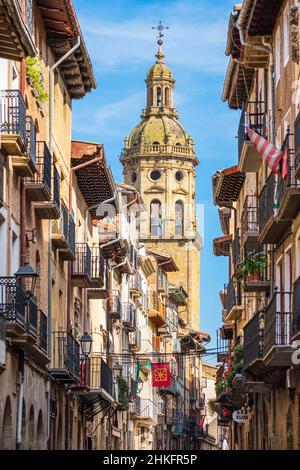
[150, 170, 161, 181]
[175, 171, 184, 182]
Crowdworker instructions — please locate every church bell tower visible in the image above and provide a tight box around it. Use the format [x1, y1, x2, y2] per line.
[120, 23, 201, 330]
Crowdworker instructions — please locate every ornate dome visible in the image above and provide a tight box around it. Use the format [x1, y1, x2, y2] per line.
[128, 115, 190, 147]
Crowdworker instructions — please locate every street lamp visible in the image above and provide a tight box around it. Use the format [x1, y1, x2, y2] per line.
[14, 262, 38, 298]
[79, 332, 93, 358]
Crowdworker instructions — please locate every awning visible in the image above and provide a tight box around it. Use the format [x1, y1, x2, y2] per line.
[146, 249, 179, 273]
[247, 0, 283, 37]
[168, 285, 188, 306]
[36, 0, 96, 98]
[213, 235, 232, 257]
[71, 141, 116, 219]
[213, 166, 245, 207]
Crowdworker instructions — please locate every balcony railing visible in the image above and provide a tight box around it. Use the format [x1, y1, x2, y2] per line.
[129, 328, 141, 351]
[264, 291, 292, 358]
[0, 90, 27, 146]
[38, 310, 48, 353]
[53, 166, 60, 210]
[26, 116, 36, 164]
[243, 311, 263, 369]
[90, 356, 113, 397]
[130, 272, 142, 294]
[72, 243, 91, 277]
[259, 172, 275, 235]
[108, 291, 122, 318]
[293, 276, 300, 339]
[241, 195, 259, 241]
[122, 303, 136, 330]
[26, 141, 52, 195]
[232, 231, 240, 269]
[295, 112, 300, 178]
[225, 277, 242, 314]
[53, 201, 75, 257]
[0, 277, 27, 328]
[238, 102, 265, 165]
[91, 246, 105, 280]
[277, 132, 299, 210]
[51, 332, 80, 382]
[139, 399, 157, 421]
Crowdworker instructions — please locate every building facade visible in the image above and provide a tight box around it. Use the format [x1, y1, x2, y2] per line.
[213, 0, 300, 450]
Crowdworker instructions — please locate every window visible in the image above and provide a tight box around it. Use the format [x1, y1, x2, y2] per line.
[131, 172, 137, 183]
[150, 200, 162, 238]
[175, 171, 184, 182]
[150, 169, 161, 181]
[157, 87, 162, 107]
[275, 28, 281, 85]
[283, 7, 289, 65]
[175, 201, 184, 237]
[165, 87, 169, 106]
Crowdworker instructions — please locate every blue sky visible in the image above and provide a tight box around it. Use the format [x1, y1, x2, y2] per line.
[72, 0, 240, 355]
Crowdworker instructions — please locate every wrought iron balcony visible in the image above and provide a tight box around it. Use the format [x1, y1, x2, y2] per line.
[243, 311, 264, 373]
[87, 247, 107, 299]
[0, 277, 27, 331]
[161, 377, 184, 396]
[108, 291, 122, 319]
[130, 272, 142, 297]
[52, 201, 75, 260]
[122, 303, 136, 331]
[231, 231, 240, 270]
[129, 328, 141, 351]
[138, 399, 158, 422]
[238, 102, 265, 172]
[71, 243, 92, 287]
[216, 329, 231, 362]
[292, 276, 300, 340]
[51, 331, 80, 383]
[26, 116, 36, 165]
[263, 291, 293, 368]
[130, 396, 141, 416]
[25, 141, 54, 204]
[89, 356, 113, 398]
[0, 90, 27, 155]
[224, 278, 243, 321]
[241, 195, 259, 248]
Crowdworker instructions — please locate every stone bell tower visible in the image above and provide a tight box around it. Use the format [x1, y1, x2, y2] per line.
[120, 24, 201, 330]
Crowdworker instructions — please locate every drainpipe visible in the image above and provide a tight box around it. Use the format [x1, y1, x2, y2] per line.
[47, 35, 81, 450]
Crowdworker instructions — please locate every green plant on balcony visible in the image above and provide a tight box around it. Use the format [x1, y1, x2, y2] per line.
[215, 344, 243, 395]
[118, 377, 129, 409]
[235, 252, 268, 286]
[25, 56, 48, 106]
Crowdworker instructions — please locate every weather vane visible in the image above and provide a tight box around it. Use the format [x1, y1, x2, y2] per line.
[152, 21, 169, 52]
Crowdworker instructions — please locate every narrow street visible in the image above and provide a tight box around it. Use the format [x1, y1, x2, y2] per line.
[0, 0, 300, 454]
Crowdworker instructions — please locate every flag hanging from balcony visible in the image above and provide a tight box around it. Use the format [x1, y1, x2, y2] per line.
[151, 362, 171, 387]
[247, 127, 283, 174]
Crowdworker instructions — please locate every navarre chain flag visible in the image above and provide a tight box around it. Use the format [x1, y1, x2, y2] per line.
[247, 127, 283, 174]
[151, 363, 171, 387]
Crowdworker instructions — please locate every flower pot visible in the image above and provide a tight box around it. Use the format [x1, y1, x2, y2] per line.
[247, 273, 260, 282]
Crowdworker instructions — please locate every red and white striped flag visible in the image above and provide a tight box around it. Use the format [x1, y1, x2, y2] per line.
[247, 127, 283, 174]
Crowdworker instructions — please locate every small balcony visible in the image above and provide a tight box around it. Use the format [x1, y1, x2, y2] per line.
[87, 247, 107, 299]
[108, 292, 122, 319]
[129, 396, 141, 417]
[0, 90, 27, 156]
[130, 273, 142, 298]
[243, 311, 264, 375]
[136, 399, 158, 424]
[295, 112, 300, 180]
[162, 377, 184, 396]
[241, 195, 259, 249]
[0, 278, 49, 365]
[122, 303, 136, 331]
[129, 328, 141, 352]
[292, 276, 300, 340]
[148, 294, 166, 327]
[263, 291, 293, 368]
[33, 161, 61, 220]
[158, 272, 168, 296]
[238, 102, 265, 173]
[0, 313, 5, 372]
[52, 201, 75, 261]
[71, 243, 92, 287]
[231, 231, 240, 271]
[224, 278, 243, 321]
[89, 356, 114, 401]
[51, 331, 80, 383]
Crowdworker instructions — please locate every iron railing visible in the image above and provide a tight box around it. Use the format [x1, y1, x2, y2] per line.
[38, 310, 48, 353]
[108, 291, 122, 317]
[293, 276, 300, 338]
[259, 172, 275, 234]
[129, 328, 141, 349]
[26, 141, 52, 194]
[122, 303, 136, 327]
[264, 291, 293, 357]
[68, 215, 75, 255]
[241, 195, 259, 235]
[26, 116, 36, 164]
[91, 246, 105, 280]
[0, 312, 5, 343]
[140, 399, 157, 420]
[243, 311, 263, 368]
[51, 332, 80, 379]
[53, 166, 60, 210]
[101, 359, 113, 396]
[238, 102, 265, 163]
[225, 277, 242, 313]
[0, 277, 27, 327]
[277, 131, 298, 202]
[72, 243, 91, 277]
[27, 296, 38, 337]
[58, 201, 75, 254]
[232, 231, 240, 269]
[0, 90, 27, 145]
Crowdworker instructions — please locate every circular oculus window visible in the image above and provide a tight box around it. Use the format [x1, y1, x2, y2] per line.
[150, 170, 162, 181]
[175, 171, 184, 182]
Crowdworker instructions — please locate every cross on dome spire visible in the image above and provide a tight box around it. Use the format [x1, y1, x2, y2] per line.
[152, 21, 169, 62]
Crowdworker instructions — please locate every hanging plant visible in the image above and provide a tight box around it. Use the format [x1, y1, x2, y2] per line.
[207, 399, 217, 416]
[118, 376, 129, 408]
[25, 56, 48, 106]
[235, 251, 268, 285]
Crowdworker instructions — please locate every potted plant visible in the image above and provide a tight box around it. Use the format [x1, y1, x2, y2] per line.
[236, 251, 268, 284]
[117, 376, 129, 409]
[25, 56, 48, 107]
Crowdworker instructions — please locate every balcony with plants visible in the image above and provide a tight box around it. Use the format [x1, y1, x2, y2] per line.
[234, 251, 270, 293]
[215, 344, 245, 411]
